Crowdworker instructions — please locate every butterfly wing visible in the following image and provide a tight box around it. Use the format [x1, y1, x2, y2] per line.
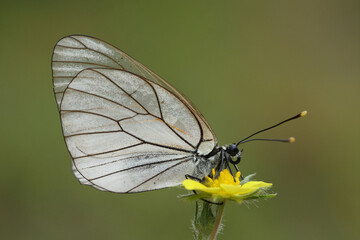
[52, 36, 217, 193]
[52, 35, 217, 152]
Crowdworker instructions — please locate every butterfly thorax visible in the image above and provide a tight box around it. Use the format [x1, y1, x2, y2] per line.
[194, 144, 243, 179]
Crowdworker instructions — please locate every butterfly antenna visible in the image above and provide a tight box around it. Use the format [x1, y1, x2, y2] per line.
[239, 137, 296, 144]
[236, 111, 307, 146]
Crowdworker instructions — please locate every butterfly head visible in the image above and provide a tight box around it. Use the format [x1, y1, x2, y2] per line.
[226, 144, 239, 156]
[226, 144, 242, 165]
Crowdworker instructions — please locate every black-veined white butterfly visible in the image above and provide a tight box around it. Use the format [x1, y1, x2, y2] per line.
[52, 35, 305, 193]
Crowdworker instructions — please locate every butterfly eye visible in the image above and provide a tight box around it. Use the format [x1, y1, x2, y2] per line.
[226, 144, 239, 156]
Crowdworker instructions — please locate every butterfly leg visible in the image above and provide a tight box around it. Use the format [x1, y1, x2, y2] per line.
[185, 174, 202, 181]
[229, 149, 244, 179]
[226, 160, 234, 178]
[216, 149, 225, 173]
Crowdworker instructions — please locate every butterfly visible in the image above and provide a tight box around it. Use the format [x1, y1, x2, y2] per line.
[52, 35, 305, 193]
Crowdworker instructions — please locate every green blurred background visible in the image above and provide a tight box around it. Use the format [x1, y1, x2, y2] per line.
[1, 0, 359, 239]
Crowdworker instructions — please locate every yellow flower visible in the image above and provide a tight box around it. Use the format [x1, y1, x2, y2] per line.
[182, 169, 273, 203]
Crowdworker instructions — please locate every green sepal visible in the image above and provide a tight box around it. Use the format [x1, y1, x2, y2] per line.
[240, 173, 256, 185]
[192, 201, 219, 240]
[178, 193, 211, 201]
[244, 193, 278, 200]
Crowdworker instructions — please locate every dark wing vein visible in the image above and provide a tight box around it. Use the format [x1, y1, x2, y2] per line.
[91, 69, 150, 114]
[126, 157, 191, 193]
[88, 155, 191, 181]
[61, 109, 118, 122]
[119, 128, 196, 154]
[82, 152, 185, 169]
[66, 87, 140, 115]
[73, 142, 145, 160]
[141, 78, 197, 149]
[65, 129, 123, 138]
[53, 60, 119, 69]
[68, 36, 125, 70]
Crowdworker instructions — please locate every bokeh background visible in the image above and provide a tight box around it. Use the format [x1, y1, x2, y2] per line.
[1, 0, 359, 239]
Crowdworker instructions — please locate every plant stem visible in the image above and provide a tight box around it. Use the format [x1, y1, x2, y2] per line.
[209, 202, 225, 240]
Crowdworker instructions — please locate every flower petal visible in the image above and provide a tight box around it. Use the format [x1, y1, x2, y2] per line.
[220, 184, 255, 195]
[242, 181, 272, 189]
[182, 180, 221, 194]
[217, 169, 236, 184]
[182, 180, 207, 190]
[182, 169, 275, 204]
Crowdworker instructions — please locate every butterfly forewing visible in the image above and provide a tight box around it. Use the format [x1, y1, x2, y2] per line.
[52, 35, 216, 147]
[52, 35, 217, 193]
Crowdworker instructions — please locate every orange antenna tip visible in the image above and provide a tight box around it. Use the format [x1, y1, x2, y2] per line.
[289, 137, 296, 143]
[300, 111, 307, 117]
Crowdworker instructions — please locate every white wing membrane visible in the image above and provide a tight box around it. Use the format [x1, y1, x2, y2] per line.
[60, 68, 201, 192]
[90, 156, 195, 193]
[61, 111, 121, 136]
[120, 115, 193, 150]
[153, 84, 201, 146]
[66, 132, 141, 159]
[52, 35, 218, 193]
[61, 89, 137, 121]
